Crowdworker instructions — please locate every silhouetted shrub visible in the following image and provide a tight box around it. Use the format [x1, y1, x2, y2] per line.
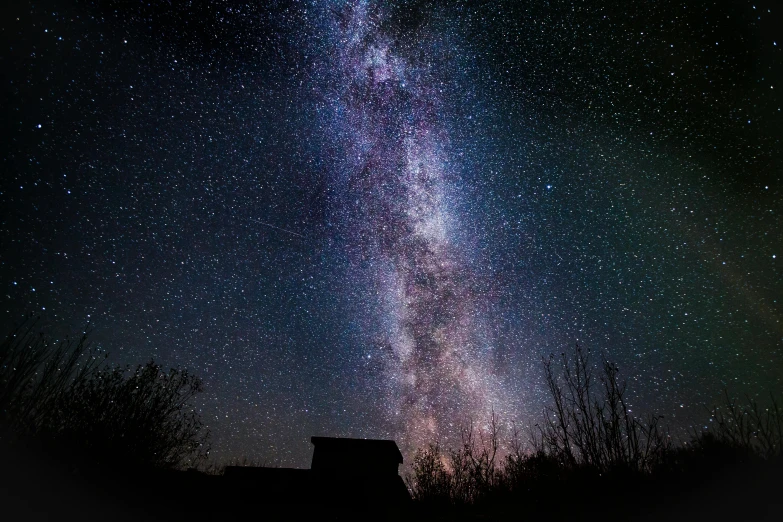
[407, 414, 501, 505]
[49, 361, 209, 470]
[502, 445, 567, 495]
[0, 317, 209, 471]
[407, 444, 451, 503]
[0, 318, 102, 432]
[448, 415, 501, 504]
[534, 343, 671, 474]
[704, 390, 782, 460]
[407, 343, 783, 516]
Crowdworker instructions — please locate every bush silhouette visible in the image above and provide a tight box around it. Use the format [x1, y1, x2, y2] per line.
[408, 414, 502, 505]
[704, 390, 782, 460]
[0, 318, 102, 432]
[0, 317, 209, 472]
[406, 343, 783, 521]
[533, 343, 671, 473]
[407, 444, 451, 503]
[49, 361, 208, 470]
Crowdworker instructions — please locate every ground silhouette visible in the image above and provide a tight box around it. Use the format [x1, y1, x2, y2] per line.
[2, 323, 781, 521]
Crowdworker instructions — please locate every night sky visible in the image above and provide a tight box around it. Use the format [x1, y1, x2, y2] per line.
[2, 0, 781, 467]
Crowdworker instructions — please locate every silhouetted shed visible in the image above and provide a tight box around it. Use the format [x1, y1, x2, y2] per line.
[310, 436, 403, 476]
[216, 437, 410, 509]
[309, 436, 410, 506]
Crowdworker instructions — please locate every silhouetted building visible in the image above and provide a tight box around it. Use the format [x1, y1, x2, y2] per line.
[222, 436, 410, 509]
[310, 436, 409, 506]
[310, 436, 403, 475]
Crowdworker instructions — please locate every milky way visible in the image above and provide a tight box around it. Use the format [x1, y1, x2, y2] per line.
[317, 1, 502, 448]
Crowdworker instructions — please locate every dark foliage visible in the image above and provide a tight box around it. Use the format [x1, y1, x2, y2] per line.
[705, 390, 782, 460]
[407, 414, 501, 505]
[0, 318, 103, 432]
[0, 317, 209, 472]
[407, 343, 783, 521]
[533, 343, 671, 473]
[49, 361, 208, 470]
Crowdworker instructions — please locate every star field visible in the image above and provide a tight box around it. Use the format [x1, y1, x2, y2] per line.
[1, 0, 781, 467]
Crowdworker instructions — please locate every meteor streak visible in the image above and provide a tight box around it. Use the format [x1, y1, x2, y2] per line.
[250, 219, 306, 238]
